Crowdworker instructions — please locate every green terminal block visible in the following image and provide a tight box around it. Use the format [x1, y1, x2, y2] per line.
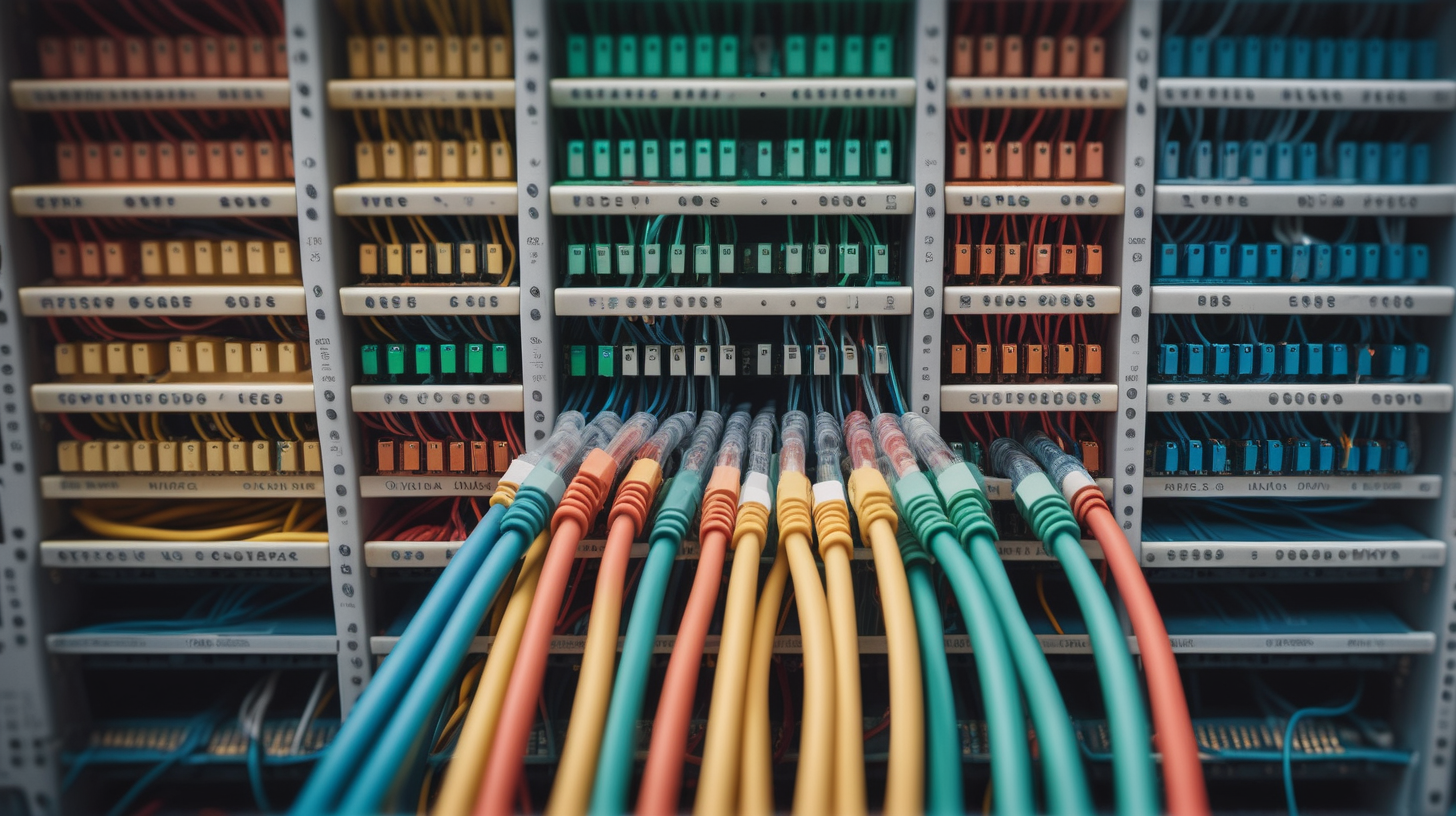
[755, 243, 773, 274]
[618, 141, 637, 178]
[643, 244, 662, 276]
[786, 139, 806, 177]
[466, 343, 485, 375]
[840, 244, 861, 278]
[385, 344, 405, 375]
[870, 35, 894, 76]
[813, 139, 833, 177]
[693, 35, 715, 76]
[414, 344, 432, 376]
[784, 35, 807, 76]
[843, 139, 862, 177]
[616, 244, 635, 276]
[784, 243, 804, 274]
[617, 35, 638, 76]
[719, 140, 737, 177]
[872, 244, 890, 277]
[642, 36, 663, 75]
[439, 344, 457, 375]
[694, 139, 714, 178]
[694, 244, 712, 277]
[813, 34, 836, 76]
[667, 35, 689, 76]
[567, 244, 587, 276]
[669, 139, 688, 178]
[592, 35, 614, 76]
[756, 141, 773, 177]
[591, 140, 612, 178]
[569, 345, 587, 377]
[593, 245, 612, 276]
[813, 244, 831, 275]
[842, 36, 865, 75]
[566, 35, 588, 77]
[642, 140, 660, 177]
[566, 141, 586, 178]
[361, 344, 379, 376]
[718, 36, 738, 76]
[669, 244, 687, 275]
[492, 344, 509, 374]
[875, 139, 893, 178]
[718, 244, 735, 276]
[597, 345, 615, 377]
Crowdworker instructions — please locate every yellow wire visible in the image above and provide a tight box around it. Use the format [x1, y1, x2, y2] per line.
[822, 545, 865, 816]
[377, 109, 392, 143]
[862, 515, 923, 816]
[384, 216, 402, 246]
[432, 529, 549, 815]
[292, 506, 328, 532]
[367, 217, 389, 247]
[249, 532, 331, 542]
[270, 413, 291, 441]
[188, 413, 214, 442]
[90, 413, 119, 432]
[251, 413, 273, 440]
[213, 413, 243, 440]
[289, 412, 308, 442]
[369, 317, 399, 342]
[782, 528, 835, 816]
[354, 109, 373, 142]
[71, 508, 281, 541]
[151, 413, 166, 440]
[490, 108, 509, 147]
[391, 0, 414, 35]
[1036, 572, 1065, 635]
[496, 215, 516, 285]
[470, 109, 485, 143]
[737, 539, 790, 816]
[282, 500, 303, 532]
[983, 783, 994, 816]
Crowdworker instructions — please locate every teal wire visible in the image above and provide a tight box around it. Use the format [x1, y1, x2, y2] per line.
[905, 560, 963, 816]
[928, 530, 1034, 816]
[1051, 530, 1158, 816]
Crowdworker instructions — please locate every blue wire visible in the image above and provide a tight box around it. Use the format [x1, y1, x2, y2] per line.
[1285, 680, 1365, 816]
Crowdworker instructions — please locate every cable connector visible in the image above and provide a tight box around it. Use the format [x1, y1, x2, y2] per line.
[700, 465, 742, 543]
[776, 470, 813, 545]
[937, 462, 998, 545]
[893, 520, 930, 568]
[1023, 431, 1107, 523]
[990, 438, 1081, 547]
[500, 463, 567, 540]
[607, 458, 662, 537]
[491, 456, 535, 506]
[551, 448, 618, 535]
[847, 467, 897, 541]
[732, 471, 772, 553]
[811, 480, 852, 560]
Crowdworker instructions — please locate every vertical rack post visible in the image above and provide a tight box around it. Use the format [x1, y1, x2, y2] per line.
[913, 0, 947, 428]
[1111, 0, 1160, 557]
[284, 0, 373, 713]
[0, 15, 61, 813]
[514, 0, 557, 447]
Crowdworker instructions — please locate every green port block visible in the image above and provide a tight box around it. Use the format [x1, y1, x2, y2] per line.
[466, 343, 485, 375]
[875, 140, 893, 178]
[439, 344, 457, 375]
[667, 36, 689, 76]
[492, 344, 509, 374]
[593, 245, 613, 276]
[813, 139, 833, 177]
[693, 35, 715, 76]
[669, 244, 687, 275]
[566, 141, 586, 179]
[756, 141, 773, 177]
[597, 345, 615, 377]
[642, 140, 660, 177]
[361, 344, 379, 376]
[642, 36, 663, 76]
[414, 344, 432, 376]
[591, 140, 612, 178]
[569, 346, 587, 377]
[619, 141, 637, 178]
[567, 244, 588, 276]
[669, 139, 688, 178]
[693, 140, 714, 178]
[784, 35, 807, 76]
[719, 140, 737, 177]
[385, 344, 405, 376]
[843, 139, 862, 178]
[566, 36, 588, 77]
[813, 35, 836, 76]
[718, 36, 739, 76]
[592, 35, 614, 76]
[694, 244, 712, 276]
[786, 139, 806, 177]
[617, 35, 638, 76]
[870, 35, 894, 76]
[842, 36, 865, 75]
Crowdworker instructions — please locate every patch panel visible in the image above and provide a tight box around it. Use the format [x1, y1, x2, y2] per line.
[1152, 314, 1432, 383]
[945, 313, 1106, 382]
[350, 215, 517, 283]
[44, 235, 302, 284]
[1150, 411, 1416, 476]
[346, 36, 512, 79]
[948, 108, 1109, 180]
[358, 341, 515, 384]
[1153, 215, 1432, 284]
[949, 1, 1119, 78]
[38, 34, 287, 79]
[949, 214, 1109, 282]
[359, 411, 522, 477]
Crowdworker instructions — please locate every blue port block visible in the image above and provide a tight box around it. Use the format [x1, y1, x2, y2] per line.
[1246, 141, 1268, 179]
[1312, 244, 1333, 280]
[1280, 343, 1301, 377]
[1159, 244, 1179, 277]
[1359, 244, 1381, 280]
[1160, 344, 1180, 377]
[1329, 343, 1349, 378]
[1290, 38, 1312, 77]
[1343, 445, 1361, 473]
[1236, 344, 1255, 377]
[1384, 244, 1405, 280]
[1410, 245, 1429, 280]
[1211, 441, 1228, 474]
[1158, 441, 1180, 473]
[1389, 39, 1411, 78]
[1186, 344, 1206, 377]
[1266, 440, 1285, 473]
[1274, 142, 1296, 180]
[1214, 37, 1238, 76]
[1237, 244, 1260, 278]
[1265, 37, 1287, 77]
[1187, 440, 1204, 474]
[1238, 440, 1261, 474]
[1213, 344, 1231, 377]
[1363, 441, 1382, 473]
[1288, 244, 1310, 281]
[1293, 441, 1312, 473]
[1392, 442, 1411, 473]
[1160, 141, 1181, 180]
[1317, 441, 1334, 473]
[1335, 245, 1359, 280]
[1258, 344, 1276, 378]
[1209, 243, 1231, 278]
[1188, 37, 1212, 76]
[1163, 37, 1186, 76]
[1185, 244, 1206, 277]
[1305, 343, 1323, 378]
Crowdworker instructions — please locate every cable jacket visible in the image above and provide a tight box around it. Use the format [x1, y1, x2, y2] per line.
[431, 529, 549, 815]
[862, 519, 925, 816]
[822, 544, 867, 816]
[904, 560, 960, 816]
[782, 528, 836, 816]
[1085, 507, 1209, 816]
[290, 503, 506, 815]
[738, 540, 789, 816]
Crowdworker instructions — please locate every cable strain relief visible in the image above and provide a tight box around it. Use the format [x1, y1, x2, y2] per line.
[1014, 474, 1083, 546]
[606, 467, 659, 536]
[847, 467, 897, 541]
[946, 492, 999, 548]
[893, 521, 931, 568]
[551, 449, 616, 535]
[810, 487, 853, 559]
[1068, 484, 1109, 524]
[500, 484, 553, 540]
[731, 501, 771, 552]
[775, 471, 813, 544]
[891, 472, 959, 547]
[649, 470, 705, 547]
[699, 465, 742, 540]
[490, 480, 519, 507]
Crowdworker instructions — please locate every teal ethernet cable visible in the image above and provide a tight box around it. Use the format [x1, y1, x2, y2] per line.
[990, 438, 1158, 816]
[900, 413, 1094, 816]
[589, 411, 727, 816]
[334, 413, 618, 814]
[871, 414, 1034, 816]
[289, 411, 586, 815]
[894, 521, 962, 816]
